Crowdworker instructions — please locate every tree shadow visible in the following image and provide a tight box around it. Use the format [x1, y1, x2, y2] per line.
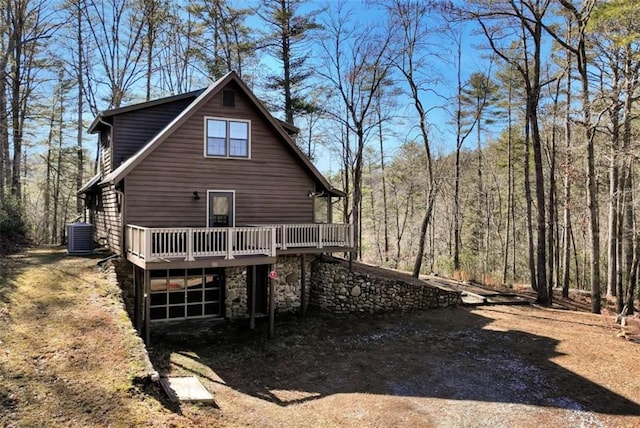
[149, 308, 640, 416]
[0, 248, 170, 426]
[0, 249, 91, 320]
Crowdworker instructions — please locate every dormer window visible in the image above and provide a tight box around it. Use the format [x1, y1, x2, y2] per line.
[205, 117, 250, 158]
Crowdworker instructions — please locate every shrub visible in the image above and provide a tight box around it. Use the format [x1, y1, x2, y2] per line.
[0, 194, 27, 255]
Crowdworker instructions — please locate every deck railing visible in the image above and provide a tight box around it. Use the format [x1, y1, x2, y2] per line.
[126, 223, 353, 262]
[252, 223, 353, 250]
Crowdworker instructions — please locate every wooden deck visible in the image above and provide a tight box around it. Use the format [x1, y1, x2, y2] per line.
[126, 223, 353, 269]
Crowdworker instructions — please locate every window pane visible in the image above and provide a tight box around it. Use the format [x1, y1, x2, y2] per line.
[229, 121, 247, 139]
[150, 278, 167, 292]
[230, 139, 248, 157]
[207, 137, 226, 156]
[205, 289, 220, 302]
[207, 119, 226, 138]
[169, 292, 185, 305]
[229, 122, 248, 157]
[188, 289, 203, 303]
[150, 293, 166, 306]
[212, 196, 229, 216]
[187, 304, 203, 317]
[150, 307, 166, 320]
[168, 277, 186, 290]
[205, 274, 223, 287]
[169, 306, 185, 319]
[314, 197, 329, 223]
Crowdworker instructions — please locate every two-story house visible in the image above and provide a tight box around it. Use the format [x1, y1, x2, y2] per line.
[79, 71, 353, 341]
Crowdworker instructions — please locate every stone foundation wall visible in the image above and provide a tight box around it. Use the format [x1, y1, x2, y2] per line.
[224, 266, 248, 319]
[224, 255, 315, 319]
[310, 259, 461, 313]
[111, 257, 135, 320]
[273, 254, 313, 312]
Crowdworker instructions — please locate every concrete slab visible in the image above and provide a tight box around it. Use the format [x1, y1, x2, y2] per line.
[461, 291, 487, 306]
[160, 376, 214, 403]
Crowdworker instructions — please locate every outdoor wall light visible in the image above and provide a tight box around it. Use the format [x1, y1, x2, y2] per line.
[193, 191, 200, 200]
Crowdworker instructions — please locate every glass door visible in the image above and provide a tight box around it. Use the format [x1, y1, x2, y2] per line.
[208, 191, 234, 227]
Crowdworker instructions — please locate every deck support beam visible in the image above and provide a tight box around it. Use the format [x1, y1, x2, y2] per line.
[300, 254, 306, 317]
[268, 263, 275, 338]
[144, 269, 151, 345]
[249, 265, 256, 330]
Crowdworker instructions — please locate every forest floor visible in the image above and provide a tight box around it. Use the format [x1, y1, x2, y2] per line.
[2, 248, 640, 427]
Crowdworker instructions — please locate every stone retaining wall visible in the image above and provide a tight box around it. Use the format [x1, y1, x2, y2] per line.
[310, 258, 461, 313]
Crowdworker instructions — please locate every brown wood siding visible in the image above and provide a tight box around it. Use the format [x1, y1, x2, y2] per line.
[92, 185, 122, 254]
[125, 81, 316, 227]
[99, 131, 111, 176]
[112, 98, 195, 169]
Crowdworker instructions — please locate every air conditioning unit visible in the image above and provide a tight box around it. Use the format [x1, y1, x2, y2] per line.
[67, 223, 94, 255]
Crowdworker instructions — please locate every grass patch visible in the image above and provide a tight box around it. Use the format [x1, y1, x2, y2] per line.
[0, 248, 189, 427]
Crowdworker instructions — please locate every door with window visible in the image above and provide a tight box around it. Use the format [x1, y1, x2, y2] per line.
[208, 191, 234, 227]
[207, 191, 234, 253]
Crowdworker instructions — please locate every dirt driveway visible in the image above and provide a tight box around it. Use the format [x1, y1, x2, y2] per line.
[2, 248, 640, 427]
[150, 302, 640, 427]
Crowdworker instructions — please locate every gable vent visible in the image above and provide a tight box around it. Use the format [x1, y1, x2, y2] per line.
[222, 90, 235, 107]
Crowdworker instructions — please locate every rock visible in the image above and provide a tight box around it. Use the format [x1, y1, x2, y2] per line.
[351, 285, 361, 297]
[286, 273, 298, 283]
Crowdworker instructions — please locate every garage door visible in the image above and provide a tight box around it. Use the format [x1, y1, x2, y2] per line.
[149, 268, 224, 321]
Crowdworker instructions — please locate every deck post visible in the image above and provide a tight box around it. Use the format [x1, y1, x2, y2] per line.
[144, 269, 151, 345]
[318, 224, 323, 249]
[226, 228, 234, 259]
[250, 265, 256, 330]
[133, 264, 140, 332]
[268, 263, 275, 339]
[271, 227, 277, 256]
[281, 225, 288, 250]
[185, 228, 195, 261]
[144, 228, 152, 260]
[300, 254, 306, 317]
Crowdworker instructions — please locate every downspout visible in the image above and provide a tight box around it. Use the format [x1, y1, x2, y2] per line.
[97, 115, 113, 173]
[114, 185, 125, 257]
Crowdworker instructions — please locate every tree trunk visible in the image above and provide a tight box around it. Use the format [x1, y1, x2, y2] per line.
[76, 2, 84, 215]
[523, 110, 536, 292]
[502, 73, 513, 285]
[377, 95, 389, 263]
[10, 6, 23, 201]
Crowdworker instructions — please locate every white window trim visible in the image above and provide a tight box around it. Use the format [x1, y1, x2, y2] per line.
[203, 116, 251, 159]
[206, 190, 236, 227]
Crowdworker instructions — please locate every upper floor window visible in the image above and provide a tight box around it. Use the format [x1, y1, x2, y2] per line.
[205, 117, 250, 158]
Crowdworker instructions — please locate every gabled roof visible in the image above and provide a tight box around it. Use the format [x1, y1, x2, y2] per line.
[88, 89, 205, 134]
[99, 71, 344, 197]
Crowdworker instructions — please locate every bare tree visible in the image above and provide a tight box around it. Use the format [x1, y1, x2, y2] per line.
[466, 0, 552, 304]
[82, 0, 146, 108]
[317, 3, 393, 261]
[156, 4, 198, 94]
[4, 0, 58, 202]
